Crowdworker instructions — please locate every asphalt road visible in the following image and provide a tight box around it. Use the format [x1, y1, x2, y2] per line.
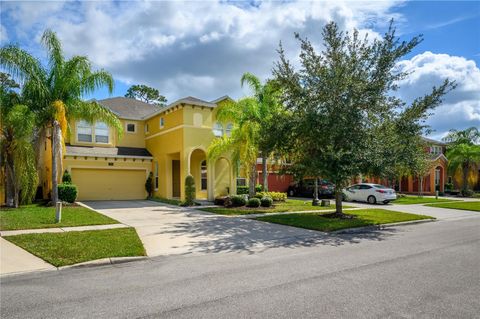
[1, 216, 479, 319]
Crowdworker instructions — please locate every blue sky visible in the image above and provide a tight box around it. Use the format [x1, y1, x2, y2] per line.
[1, 0, 479, 139]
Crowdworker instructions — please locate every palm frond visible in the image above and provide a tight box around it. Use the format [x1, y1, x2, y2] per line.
[41, 29, 64, 73]
[241, 72, 262, 95]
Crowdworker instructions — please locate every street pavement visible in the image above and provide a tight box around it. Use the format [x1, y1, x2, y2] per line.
[1, 213, 479, 318]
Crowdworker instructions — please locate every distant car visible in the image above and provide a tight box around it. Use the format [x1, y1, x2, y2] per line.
[342, 183, 397, 204]
[288, 179, 335, 198]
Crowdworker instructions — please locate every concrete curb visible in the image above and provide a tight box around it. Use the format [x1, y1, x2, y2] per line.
[331, 218, 437, 234]
[58, 256, 148, 270]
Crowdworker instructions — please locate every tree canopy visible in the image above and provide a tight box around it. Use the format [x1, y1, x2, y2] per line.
[125, 84, 167, 107]
[273, 21, 455, 215]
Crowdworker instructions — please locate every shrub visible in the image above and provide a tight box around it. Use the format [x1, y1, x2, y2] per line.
[230, 195, 246, 207]
[260, 196, 273, 207]
[255, 184, 263, 192]
[184, 175, 196, 206]
[461, 189, 474, 197]
[254, 193, 263, 199]
[62, 170, 72, 184]
[237, 186, 249, 195]
[247, 198, 261, 208]
[58, 183, 77, 203]
[145, 172, 154, 198]
[257, 191, 287, 202]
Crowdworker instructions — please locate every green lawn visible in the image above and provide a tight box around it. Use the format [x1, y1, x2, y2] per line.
[425, 201, 480, 212]
[393, 196, 459, 205]
[0, 204, 118, 231]
[255, 209, 433, 232]
[4, 228, 146, 267]
[199, 199, 348, 216]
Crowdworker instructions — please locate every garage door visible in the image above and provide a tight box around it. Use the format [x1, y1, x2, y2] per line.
[71, 168, 147, 200]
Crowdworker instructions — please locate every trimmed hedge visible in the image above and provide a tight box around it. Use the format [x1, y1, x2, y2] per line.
[257, 191, 287, 202]
[247, 198, 261, 208]
[260, 197, 273, 207]
[62, 170, 72, 184]
[237, 184, 263, 195]
[58, 183, 77, 203]
[184, 175, 196, 206]
[230, 195, 246, 207]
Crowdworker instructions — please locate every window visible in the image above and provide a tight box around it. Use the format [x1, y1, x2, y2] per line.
[95, 122, 109, 143]
[154, 161, 159, 189]
[430, 145, 442, 155]
[225, 123, 233, 137]
[145, 123, 149, 133]
[193, 113, 202, 127]
[212, 122, 223, 137]
[201, 160, 207, 190]
[77, 120, 92, 142]
[126, 123, 136, 133]
[160, 117, 165, 128]
[359, 184, 372, 190]
[236, 178, 247, 186]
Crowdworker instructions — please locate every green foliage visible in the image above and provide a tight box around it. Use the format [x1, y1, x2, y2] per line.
[237, 186, 249, 195]
[230, 195, 247, 207]
[444, 183, 454, 191]
[442, 127, 480, 146]
[461, 189, 475, 197]
[247, 198, 261, 208]
[257, 191, 287, 202]
[260, 196, 273, 207]
[62, 170, 72, 184]
[125, 84, 167, 107]
[255, 184, 263, 192]
[57, 183, 78, 203]
[184, 175, 196, 206]
[273, 21, 454, 214]
[145, 172, 154, 198]
[446, 143, 480, 192]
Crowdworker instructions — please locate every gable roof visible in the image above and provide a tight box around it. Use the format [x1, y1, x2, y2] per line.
[422, 136, 447, 146]
[143, 96, 217, 120]
[98, 97, 158, 120]
[210, 95, 234, 104]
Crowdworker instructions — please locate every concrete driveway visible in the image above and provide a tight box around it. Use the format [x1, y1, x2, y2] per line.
[82, 200, 338, 257]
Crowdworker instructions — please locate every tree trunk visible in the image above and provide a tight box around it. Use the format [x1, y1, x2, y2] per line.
[262, 155, 268, 192]
[5, 151, 16, 207]
[398, 176, 402, 193]
[248, 162, 256, 197]
[51, 121, 59, 204]
[419, 176, 424, 197]
[312, 177, 319, 206]
[335, 187, 343, 214]
[462, 164, 469, 191]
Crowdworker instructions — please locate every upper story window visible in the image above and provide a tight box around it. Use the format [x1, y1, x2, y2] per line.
[160, 117, 165, 129]
[430, 145, 442, 155]
[77, 120, 92, 142]
[213, 122, 223, 137]
[126, 123, 136, 133]
[225, 123, 233, 137]
[95, 122, 109, 143]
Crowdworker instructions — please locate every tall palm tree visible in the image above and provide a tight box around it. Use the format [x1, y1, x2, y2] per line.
[240, 73, 280, 192]
[1, 30, 122, 204]
[208, 97, 260, 197]
[446, 143, 480, 193]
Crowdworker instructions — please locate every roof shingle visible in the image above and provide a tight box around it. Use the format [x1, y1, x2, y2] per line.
[97, 97, 159, 120]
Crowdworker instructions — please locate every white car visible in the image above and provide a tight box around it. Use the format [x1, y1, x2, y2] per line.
[343, 183, 397, 204]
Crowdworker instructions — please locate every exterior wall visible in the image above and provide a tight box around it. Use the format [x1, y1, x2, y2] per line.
[117, 120, 146, 148]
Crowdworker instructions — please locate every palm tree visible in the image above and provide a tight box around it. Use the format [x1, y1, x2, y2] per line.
[1, 74, 38, 207]
[239, 73, 280, 192]
[0, 30, 122, 204]
[208, 97, 260, 197]
[443, 127, 480, 145]
[446, 143, 480, 194]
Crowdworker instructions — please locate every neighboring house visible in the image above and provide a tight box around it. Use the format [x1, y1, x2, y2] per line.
[37, 96, 237, 201]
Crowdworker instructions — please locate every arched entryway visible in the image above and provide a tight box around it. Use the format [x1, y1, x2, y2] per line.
[189, 149, 208, 199]
[214, 157, 231, 197]
[434, 165, 444, 192]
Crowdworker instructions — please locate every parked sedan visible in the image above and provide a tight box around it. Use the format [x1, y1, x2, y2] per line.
[288, 179, 335, 198]
[342, 183, 397, 204]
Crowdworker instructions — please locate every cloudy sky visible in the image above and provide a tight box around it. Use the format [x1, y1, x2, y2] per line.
[1, 0, 479, 139]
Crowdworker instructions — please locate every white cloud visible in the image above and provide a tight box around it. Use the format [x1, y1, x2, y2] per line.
[396, 51, 480, 136]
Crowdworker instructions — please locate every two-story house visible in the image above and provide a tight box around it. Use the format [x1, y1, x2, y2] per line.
[38, 96, 237, 201]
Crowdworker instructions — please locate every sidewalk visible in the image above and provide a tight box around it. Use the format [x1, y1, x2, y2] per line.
[0, 223, 127, 237]
[0, 238, 56, 276]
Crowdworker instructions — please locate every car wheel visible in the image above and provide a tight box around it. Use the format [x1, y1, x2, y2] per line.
[367, 195, 377, 204]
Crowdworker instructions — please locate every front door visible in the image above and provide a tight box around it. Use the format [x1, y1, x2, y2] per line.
[435, 169, 441, 191]
[172, 160, 181, 198]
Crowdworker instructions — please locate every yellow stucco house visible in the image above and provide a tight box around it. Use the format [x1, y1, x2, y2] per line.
[39, 96, 237, 201]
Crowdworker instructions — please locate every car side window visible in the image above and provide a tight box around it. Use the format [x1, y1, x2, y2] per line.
[359, 185, 372, 190]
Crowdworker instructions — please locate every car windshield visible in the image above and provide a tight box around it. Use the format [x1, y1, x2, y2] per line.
[373, 184, 389, 189]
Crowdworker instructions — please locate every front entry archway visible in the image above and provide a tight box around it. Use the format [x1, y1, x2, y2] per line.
[189, 149, 208, 199]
